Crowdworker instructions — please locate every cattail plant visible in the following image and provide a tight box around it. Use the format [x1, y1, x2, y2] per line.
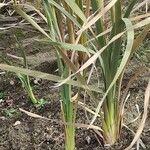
[0, 0, 149, 149]
[43, 1, 92, 149]
[89, 0, 150, 145]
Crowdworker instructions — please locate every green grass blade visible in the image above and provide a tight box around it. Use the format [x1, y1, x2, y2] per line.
[91, 0, 106, 48]
[37, 39, 95, 54]
[47, 0, 81, 27]
[109, 0, 122, 77]
[0, 64, 101, 93]
[124, 0, 138, 18]
[77, 0, 118, 35]
[64, 0, 87, 23]
[43, 0, 56, 39]
[13, 4, 51, 39]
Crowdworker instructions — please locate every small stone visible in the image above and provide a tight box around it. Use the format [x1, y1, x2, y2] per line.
[0, 72, 5, 75]
[10, 80, 15, 85]
[0, 116, 6, 120]
[85, 136, 91, 144]
[13, 121, 21, 126]
[0, 99, 4, 103]
[33, 79, 38, 84]
[34, 78, 41, 84]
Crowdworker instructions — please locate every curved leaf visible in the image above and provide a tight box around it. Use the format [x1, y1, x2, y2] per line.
[0, 64, 101, 93]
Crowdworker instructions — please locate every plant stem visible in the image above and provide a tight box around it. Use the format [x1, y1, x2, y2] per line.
[65, 125, 75, 150]
[26, 78, 38, 104]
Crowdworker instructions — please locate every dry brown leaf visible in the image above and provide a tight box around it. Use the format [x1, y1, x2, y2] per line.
[19, 108, 102, 131]
[125, 80, 150, 150]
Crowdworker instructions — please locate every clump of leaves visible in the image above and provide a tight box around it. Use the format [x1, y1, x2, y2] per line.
[3, 108, 19, 118]
[0, 91, 5, 99]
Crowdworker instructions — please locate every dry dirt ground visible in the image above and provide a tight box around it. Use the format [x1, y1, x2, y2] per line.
[0, 26, 150, 150]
